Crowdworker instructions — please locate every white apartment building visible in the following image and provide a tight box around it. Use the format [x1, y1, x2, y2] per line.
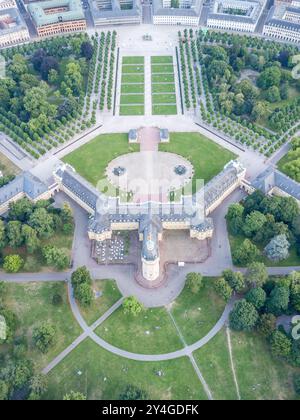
[153, 0, 202, 26]
[0, 8, 29, 48]
[207, 0, 266, 33]
[263, 5, 300, 43]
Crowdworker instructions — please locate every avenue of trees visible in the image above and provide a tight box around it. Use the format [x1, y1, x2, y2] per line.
[226, 190, 300, 265]
[0, 199, 73, 273]
[281, 137, 300, 182]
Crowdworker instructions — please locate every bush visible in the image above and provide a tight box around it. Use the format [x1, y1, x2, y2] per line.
[214, 278, 233, 302]
[123, 296, 144, 316]
[186, 272, 203, 294]
[229, 299, 259, 332]
[270, 330, 292, 358]
[3, 255, 24, 273]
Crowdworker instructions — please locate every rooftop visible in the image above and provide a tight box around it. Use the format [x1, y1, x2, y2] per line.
[0, 7, 27, 35]
[28, 0, 85, 27]
[208, 0, 265, 24]
[265, 5, 300, 31]
[153, 0, 202, 17]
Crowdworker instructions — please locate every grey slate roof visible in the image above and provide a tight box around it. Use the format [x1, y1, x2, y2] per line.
[0, 171, 48, 205]
[265, 5, 300, 31]
[0, 7, 28, 35]
[90, 0, 141, 21]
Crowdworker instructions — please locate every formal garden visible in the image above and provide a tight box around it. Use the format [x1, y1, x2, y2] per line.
[120, 56, 145, 116]
[278, 137, 300, 182]
[178, 29, 300, 157]
[151, 56, 177, 115]
[0, 31, 117, 160]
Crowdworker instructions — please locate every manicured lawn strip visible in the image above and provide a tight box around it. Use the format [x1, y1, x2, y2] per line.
[63, 133, 139, 186]
[120, 105, 144, 116]
[96, 306, 183, 354]
[45, 338, 208, 400]
[3, 282, 81, 371]
[120, 94, 144, 105]
[228, 231, 300, 267]
[151, 56, 173, 64]
[0, 151, 20, 176]
[79, 280, 122, 326]
[122, 74, 144, 84]
[122, 65, 144, 74]
[122, 56, 144, 65]
[152, 83, 175, 93]
[151, 64, 174, 74]
[152, 74, 175, 83]
[194, 329, 238, 400]
[152, 105, 177, 115]
[121, 84, 144, 94]
[160, 132, 236, 185]
[152, 94, 177, 104]
[171, 278, 226, 345]
[231, 330, 299, 400]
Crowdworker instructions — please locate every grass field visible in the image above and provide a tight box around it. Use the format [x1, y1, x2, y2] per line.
[120, 56, 145, 116]
[152, 105, 178, 115]
[0, 152, 20, 176]
[170, 278, 226, 345]
[152, 74, 175, 83]
[151, 56, 173, 64]
[96, 306, 183, 354]
[3, 282, 81, 371]
[151, 64, 174, 74]
[160, 132, 236, 185]
[152, 83, 175, 93]
[45, 338, 208, 400]
[151, 56, 177, 115]
[228, 231, 300, 267]
[79, 280, 122, 326]
[120, 94, 144, 105]
[152, 94, 177, 104]
[63, 133, 139, 186]
[230, 330, 299, 400]
[194, 329, 238, 400]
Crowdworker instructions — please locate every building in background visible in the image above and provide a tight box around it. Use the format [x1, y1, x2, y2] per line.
[0, 7, 29, 47]
[89, 0, 141, 26]
[207, 0, 266, 32]
[153, 0, 203, 26]
[28, 0, 86, 37]
[263, 5, 300, 43]
[0, 0, 16, 10]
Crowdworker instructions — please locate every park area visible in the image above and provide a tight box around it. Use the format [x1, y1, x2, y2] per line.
[151, 56, 177, 115]
[120, 56, 145, 116]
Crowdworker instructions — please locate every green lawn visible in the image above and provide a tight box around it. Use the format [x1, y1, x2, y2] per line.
[79, 280, 122, 326]
[152, 83, 176, 93]
[160, 132, 236, 185]
[96, 306, 183, 354]
[194, 329, 238, 400]
[122, 65, 144, 74]
[170, 278, 226, 345]
[152, 94, 177, 104]
[152, 105, 177, 115]
[45, 338, 208, 400]
[122, 74, 144, 84]
[151, 56, 173, 64]
[63, 133, 139, 186]
[228, 231, 300, 267]
[152, 74, 175, 83]
[231, 330, 299, 400]
[121, 84, 144, 94]
[120, 94, 144, 105]
[0, 152, 20, 176]
[151, 64, 174, 74]
[122, 56, 144, 65]
[3, 282, 81, 371]
[120, 105, 145, 116]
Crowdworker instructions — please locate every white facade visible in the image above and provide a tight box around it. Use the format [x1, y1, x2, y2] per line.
[207, 16, 257, 31]
[263, 23, 300, 43]
[0, 27, 29, 47]
[263, 5, 300, 43]
[153, 13, 200, 25]
[0, 9, 30, 48]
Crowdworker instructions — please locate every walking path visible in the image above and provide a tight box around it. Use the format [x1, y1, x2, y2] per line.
[226, 326, 241, 401]
[144, 56, 152, 117]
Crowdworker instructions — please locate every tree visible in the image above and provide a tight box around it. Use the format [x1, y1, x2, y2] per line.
[74, 282, 93, 307]
[123, 296, 144, 316]
[6, 221, 23, 248]
[40, 56, 59, 80]
[246, 287, 266, 309]
[33, 322, 56, 353]
[257, 66, 281, 90]
[42, 245, 69, 270]
[289, 271, 300, 311]
[266, 286, 290, 316]
[12, 359, 33, 389]
[0, 380, 9, 400]
[258, 313, 277, 337]
[0, 307, 18, 343]
[232, 239, 260, 266]
[222, 269, 245, 293]
[119, 385, 148, 400]
[270, 330, 292, 358]
[3, 255, 24, 273]
[9, 198, 33, 222]
[71, 266, 92, 288]
[0, 220, 5, 249]
[81, 41, 94, 60]
[214, 278, 233, 302]
[22, 225, 39, 253]
[246, 262, 268, 288]
[29, 208, 54, 239]
[229, 300, 259, 332]
[63, 391, 87, 400]
[243, 211, 267, 238]
[226, 203, 244, 235]
[264, 234, 290, 262]
[28, 374, 48, 400]
[293, 375, 300, 395]
[186, 272, 203, 294]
